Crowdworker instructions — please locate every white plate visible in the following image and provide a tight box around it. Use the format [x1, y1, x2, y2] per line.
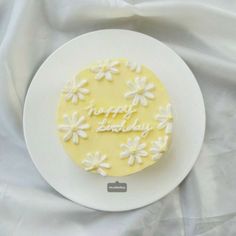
[23, 30, 205, 212]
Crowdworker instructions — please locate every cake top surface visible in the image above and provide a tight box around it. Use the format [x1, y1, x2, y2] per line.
[57, 58, 173, 176]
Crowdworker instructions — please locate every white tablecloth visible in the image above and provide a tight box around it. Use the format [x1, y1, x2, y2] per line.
[0, 0, 236, 235]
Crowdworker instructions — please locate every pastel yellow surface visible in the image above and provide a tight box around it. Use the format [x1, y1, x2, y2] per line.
[56, 58, 171, 176]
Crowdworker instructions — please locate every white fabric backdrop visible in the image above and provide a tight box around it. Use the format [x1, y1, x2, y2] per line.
[0, 0, 236, 235]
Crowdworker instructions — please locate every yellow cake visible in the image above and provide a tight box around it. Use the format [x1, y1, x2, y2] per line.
[56, 58, 173, 177]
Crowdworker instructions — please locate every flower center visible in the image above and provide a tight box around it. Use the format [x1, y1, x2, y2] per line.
[91, 162, 100, 170]
[101, 64, 108, 72]
[136, 87, 144, 95]
[160, 145, 166, 153]
[94, 163, 99, 168]
[72, 87, 78, 94]
[130, 146, 137, 155]
[167, 114, 173, 121]
[71, 125, 78, 132]
[159, 143, 167, 153]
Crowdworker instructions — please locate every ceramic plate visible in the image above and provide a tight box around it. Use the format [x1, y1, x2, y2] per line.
[23, 30, 205, 211]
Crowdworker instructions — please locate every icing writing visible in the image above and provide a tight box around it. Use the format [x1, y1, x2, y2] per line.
[96, 118, 153, 137]
[85, 102, 153, 137]
[86, 102, 136, 120]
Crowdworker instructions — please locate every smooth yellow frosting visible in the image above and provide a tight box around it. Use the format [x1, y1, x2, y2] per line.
[56, 58, 172, 176]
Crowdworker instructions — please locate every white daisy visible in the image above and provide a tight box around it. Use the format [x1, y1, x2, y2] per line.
[120, 136, 148, 166]
[124, 76, 155, 106]
[90, 60, 120, 81]
[155, 104, 173, 134]
[62, 78, 89, 104]
[150, 136, 169, 161]
[58, 112, 90, 145]
[82, 152, 111, 176]
[125, 61, 142, 73]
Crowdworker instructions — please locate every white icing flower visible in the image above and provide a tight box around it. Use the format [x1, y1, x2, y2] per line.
[58, 112, 90, 144]
[120, 136, 148, 166]
[124, 76, 155, 106]
[62, 78, 89, 104]
[90, 60, 120, 81]
[150, 136, 169, 161]
[155, 104, 173, 134]
[82, 152, 111, 176]
[125, 61, 142, 73]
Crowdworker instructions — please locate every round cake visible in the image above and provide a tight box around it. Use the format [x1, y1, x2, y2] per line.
[56, 58, 173, 177]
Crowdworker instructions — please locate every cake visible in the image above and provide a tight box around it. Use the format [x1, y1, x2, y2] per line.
[56, 58, 173, 177]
